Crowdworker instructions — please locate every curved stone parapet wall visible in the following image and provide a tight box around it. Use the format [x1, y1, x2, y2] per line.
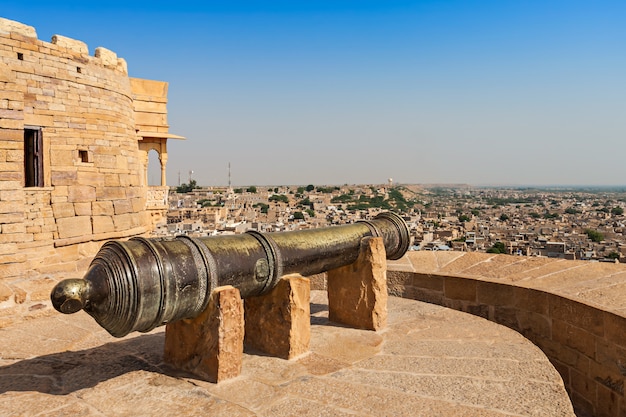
[388, 251, 626, 417]
[0, 18, 150, 316]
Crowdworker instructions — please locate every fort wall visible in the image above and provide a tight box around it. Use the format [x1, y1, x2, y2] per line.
[0, 17, 159, 317]
[388, 251, 626, 417]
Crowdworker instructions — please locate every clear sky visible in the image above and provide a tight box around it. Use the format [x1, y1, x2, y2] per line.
[2, 1, 625, 187]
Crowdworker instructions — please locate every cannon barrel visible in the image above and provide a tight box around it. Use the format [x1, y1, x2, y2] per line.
[51, 211, 410, 337]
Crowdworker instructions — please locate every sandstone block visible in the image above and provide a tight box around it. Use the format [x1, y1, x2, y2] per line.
[51, 34, 88, 54]
[476, 281, 516, 306]
[76, 171, 105, 187]
[1, 223, 25, 234]
[4, 149, 22, 162]
[0, 180, 21, 190]
[0, 282, 13, 303]
[0, 233, 29, 244]
[113, 199, 133, 215]
[0, 17, 37, 38]
[0, 62, 15, 82]
[444, 276, 477, 302]
[550, 296, 604, 337]
[33, 232, 53, 242]
[327, 237, 388, 331]
[164, 286, 244, 383]
[552, 319, 596, 358]
[131, 197, 145, 212]
[56, 216, 92, 239]
[67, 185, 96, 203]
[52, 202, 75, 218]
[92, 216, 114, 234]
[92, 200, 114, 216]
[111, 213, 132, 232]
[117, 58, 128, 74]
[97, 186, 126, 200]
[51, 171, 77, 185]
[50, 149, 75, 166]
[0, 190, 24, 204]
[0, 119, 22, 129]
[244, 274, 310, 359]
[73, 202, 92, 216]
[0, 201, 24, 214]
[95, 47, 118, 67]
[24, 112, 53, 127]
[103, 174, 121, 187]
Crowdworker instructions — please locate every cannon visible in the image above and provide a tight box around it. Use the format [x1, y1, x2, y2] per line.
[51, 211, 410, 337]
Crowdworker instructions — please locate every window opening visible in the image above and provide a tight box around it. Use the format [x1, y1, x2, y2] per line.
[24, 128, 43, 187]
[17, 52, 23, 60]
[78, 149, 89, 163]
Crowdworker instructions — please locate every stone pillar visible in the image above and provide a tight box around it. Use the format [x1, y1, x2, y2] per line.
[140, 150, 149, 186]
[327, 236, 388, 331]
[163, 285, 244, 383]
[159, 150, 167, 186]
[244, 274, 310, 360]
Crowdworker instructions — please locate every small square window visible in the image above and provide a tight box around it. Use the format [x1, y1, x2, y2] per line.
[78, 150, 90, 163]
[17, 52, 24, 60]
[77, 67, 82, 73]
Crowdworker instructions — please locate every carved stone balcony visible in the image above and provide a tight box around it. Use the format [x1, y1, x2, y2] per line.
[146, 186, 169, 210]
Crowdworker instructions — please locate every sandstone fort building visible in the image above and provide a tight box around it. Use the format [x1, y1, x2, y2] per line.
[0, 17, 182, 311]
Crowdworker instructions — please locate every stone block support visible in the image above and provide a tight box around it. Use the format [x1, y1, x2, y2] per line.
[327, 236, 388, 331]
[244, 274, 310, 360]
[163, 285, 244, 383]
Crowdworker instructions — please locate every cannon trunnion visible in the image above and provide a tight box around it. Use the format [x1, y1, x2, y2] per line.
[51, 212, 410, 337]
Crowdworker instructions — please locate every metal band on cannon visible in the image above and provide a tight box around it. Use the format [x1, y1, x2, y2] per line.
[51, 211, 410, 337]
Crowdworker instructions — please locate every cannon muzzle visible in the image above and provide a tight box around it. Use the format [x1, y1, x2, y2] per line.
[51, 211, 410, 337]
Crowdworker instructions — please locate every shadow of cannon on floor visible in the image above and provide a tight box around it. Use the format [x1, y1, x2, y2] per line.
[0, 333, 168, 395]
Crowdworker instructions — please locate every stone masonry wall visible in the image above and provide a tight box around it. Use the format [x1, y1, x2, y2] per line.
[388, 251, 626, 417]
[0, 17, 151, 320]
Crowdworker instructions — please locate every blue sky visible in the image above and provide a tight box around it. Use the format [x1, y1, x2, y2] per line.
[2, 1, 625, 186]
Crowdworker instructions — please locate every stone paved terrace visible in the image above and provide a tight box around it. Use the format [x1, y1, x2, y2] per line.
[0, 291, 573, 417]
[388, 251, 626, 417]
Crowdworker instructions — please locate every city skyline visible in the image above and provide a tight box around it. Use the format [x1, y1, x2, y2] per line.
[3, 0, 625, 186]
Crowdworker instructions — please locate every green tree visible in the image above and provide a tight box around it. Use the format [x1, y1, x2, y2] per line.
[305, 208, 315, 217]
[254, 203, 269, 214]
[297, 186, 305, 194]
[585, 229, 604, 243]
[316, 186, 336, 193]
[529, 212, 540, 219]
[176, 179, 197, 193]
[499, 213, 509, 221]
[234, 188, 243, 194]
[306, 184, 314, 192]
[269, 194, 289, 204]
[247, 186, 257, 193]
[293, 211, 305, 220]
[487, 241, 507, 254]
[298, 197, 313, 208]
[607, 252, 620, 260]
[331, 194, 353, 203]
[611, 206, 624, 215]
[458, 214, 471, 222]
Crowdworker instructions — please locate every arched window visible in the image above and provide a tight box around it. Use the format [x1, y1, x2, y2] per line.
[147, 149, 161, 186]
